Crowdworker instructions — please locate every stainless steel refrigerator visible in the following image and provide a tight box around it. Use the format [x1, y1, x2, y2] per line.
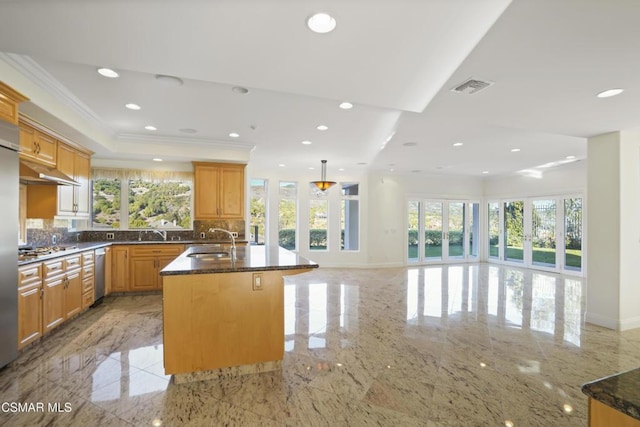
[0, 120, 19, 368]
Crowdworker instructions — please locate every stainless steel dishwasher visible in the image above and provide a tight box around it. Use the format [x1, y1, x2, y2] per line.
[92, 247, 106, 306]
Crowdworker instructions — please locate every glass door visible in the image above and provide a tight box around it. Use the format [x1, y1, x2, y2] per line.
[424, 202, 443, 261]
[531, 199, 557, 269]
[503, 200, 525, 263]
[446, 202, 465, 259]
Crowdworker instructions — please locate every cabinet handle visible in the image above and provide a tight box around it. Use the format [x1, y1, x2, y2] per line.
[23, 270, 36, 277]
[40, 288, 44, 299]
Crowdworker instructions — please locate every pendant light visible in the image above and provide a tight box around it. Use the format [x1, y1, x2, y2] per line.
[311, 160, 336, 191]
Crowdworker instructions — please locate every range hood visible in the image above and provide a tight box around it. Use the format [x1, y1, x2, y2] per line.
[19, 160, 79, 186]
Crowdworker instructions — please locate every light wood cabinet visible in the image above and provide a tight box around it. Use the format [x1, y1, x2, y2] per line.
[19, 123, 57, 167]
[110, 246, 130, 292]
[18, 264, 42, 349]
[81, 251, 95, 309]
[42, 254, 83, 333]
[588, 398, 640, 427]
[129, 245, 183, 291]
[193, 162, 245, 220]
[0, 81, 28, 125]
[42, 260, 65, 333]
[57, 143, 90, 216]
[104, 246, 112, 296]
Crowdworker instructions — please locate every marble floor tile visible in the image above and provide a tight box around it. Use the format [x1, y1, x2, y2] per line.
[2, 263, 640, 426]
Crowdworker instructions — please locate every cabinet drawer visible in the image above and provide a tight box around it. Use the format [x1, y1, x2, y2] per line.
[81, 251, 94, 265]
[82, 263, 95, 278]
[43, 259, 64, 279]
[130, 245, 184, 257]
[82, 290, 94, 309]
[82, 276, 94, 293]
[18, 264, 42, 286]
[64, 254, 82, 271]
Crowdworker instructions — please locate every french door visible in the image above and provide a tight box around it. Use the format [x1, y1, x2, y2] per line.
[487, 196, 583, 274]
[408, 200, 480, 263]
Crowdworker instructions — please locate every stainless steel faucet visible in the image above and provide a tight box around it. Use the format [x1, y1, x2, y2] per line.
[208, 228, 236, 262]
[152, 229, 167, 241]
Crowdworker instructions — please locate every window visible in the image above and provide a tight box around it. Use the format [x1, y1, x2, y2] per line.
[340, 183, 359, 251]
[407, 201, 420, 261]
[250, 179, 267, 244]
[309, 187, 328, 251]
[488, 202, 500, 258]
[92, 178, 121, 229]
[128, 178, 191, 229]
[279, 181, 297, 250]
[92, 169, 192, 230]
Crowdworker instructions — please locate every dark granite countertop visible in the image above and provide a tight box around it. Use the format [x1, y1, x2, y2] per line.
[160, 244, 318, 275]
[582, 367, 640, 420]
[17, 240, 247, 266]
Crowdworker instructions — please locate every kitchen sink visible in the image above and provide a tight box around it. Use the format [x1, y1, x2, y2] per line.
[187, 251, 231, 260]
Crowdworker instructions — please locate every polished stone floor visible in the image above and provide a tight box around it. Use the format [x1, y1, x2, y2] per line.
[2, 264, 640, 426]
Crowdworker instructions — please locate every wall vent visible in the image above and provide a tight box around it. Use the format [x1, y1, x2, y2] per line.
[451, 78, 494, 94]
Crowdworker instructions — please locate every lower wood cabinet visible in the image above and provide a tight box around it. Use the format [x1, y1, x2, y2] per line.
[110, 246, 130, 292]
[18, 264, 43, 349]
[129, 245, 184, 291]
[20, 251, 92, 345]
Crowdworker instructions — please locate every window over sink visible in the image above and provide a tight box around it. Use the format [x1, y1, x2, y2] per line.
[92, 168, 192, 230]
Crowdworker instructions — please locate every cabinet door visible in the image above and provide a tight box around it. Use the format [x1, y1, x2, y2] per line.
[64, 270, 83, 319]
[34, 131, 57, 166]
[111, 247, 129, 292]
[43, 277, 65, 333]
[104, 247, 112, 295]
[57, 144, 76, 215]
[130, 257, 158, 291]
[74, 152, 90, 216]
[19, 125, 37, 159]
[193, 163, 220, 219]
[18, 283, 42, 349]
[219, 165, 245, 219]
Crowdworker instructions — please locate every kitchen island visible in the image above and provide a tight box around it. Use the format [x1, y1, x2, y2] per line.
[160, 244, 317, 383]
[582, 367, 640, 426]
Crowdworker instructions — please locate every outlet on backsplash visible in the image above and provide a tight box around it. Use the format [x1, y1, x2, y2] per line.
[106, 233, 114, 240]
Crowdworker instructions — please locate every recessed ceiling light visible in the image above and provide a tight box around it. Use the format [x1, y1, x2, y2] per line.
[357, 162, 367, 166]
[411, 169, 421, 173]
[307, 12, 336, 34]
[152, 158, 163, 162]
[301, 140, 312, 145]
[403, 142, 417, 147]
[453, 142, 464, 147]
[511, 148, 521, 152]
[179, 128, 197, 134]
[482, 170, 489, 174]
[278, 163, 286, 167]
[144, 125, 157, 131]
[596, 88, 624, 98]
[125, 103, 141, 110]
[316, 125, 328, 131]
[232, 86, 249, 94]
[308, 167, 315, 170]
[229, 132, 240, 138]
[97, 68, 119, 78]
[339, 102, 353, 110]
[566, 155, 576, 159]
[338, 168, 345, 171]
[155, 74, 184, 87]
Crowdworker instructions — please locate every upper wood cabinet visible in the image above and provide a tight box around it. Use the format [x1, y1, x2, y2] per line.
[0, 81, 28, 125]
[57, 142, 90, 217]
[193, 162, 246, 220]
[19, 122, 57, 167]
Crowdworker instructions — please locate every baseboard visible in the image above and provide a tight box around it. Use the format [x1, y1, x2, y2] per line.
[586, 312, 640, 331]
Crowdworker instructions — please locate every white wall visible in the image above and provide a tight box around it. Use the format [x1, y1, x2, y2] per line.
[586, 131, 640, 330]
[483, 162, 586, 199]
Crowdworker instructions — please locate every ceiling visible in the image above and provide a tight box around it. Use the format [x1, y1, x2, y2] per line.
[0, 0, 638, 178]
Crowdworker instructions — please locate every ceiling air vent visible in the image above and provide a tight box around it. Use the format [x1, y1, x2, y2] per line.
[450, 78, 494, 95]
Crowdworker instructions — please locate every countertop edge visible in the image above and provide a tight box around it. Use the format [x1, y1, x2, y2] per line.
[582, 367, 640, 421]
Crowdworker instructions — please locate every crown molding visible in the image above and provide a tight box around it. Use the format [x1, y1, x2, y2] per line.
[116, 132, 255, 152]
[0, 52, 115, 137]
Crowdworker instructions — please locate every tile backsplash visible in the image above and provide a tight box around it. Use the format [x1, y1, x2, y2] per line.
[23, 219, 246, 247]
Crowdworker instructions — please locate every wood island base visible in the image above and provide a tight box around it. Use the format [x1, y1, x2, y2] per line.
[173, 360, 282, 384]
[162, 268, 311, 376]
